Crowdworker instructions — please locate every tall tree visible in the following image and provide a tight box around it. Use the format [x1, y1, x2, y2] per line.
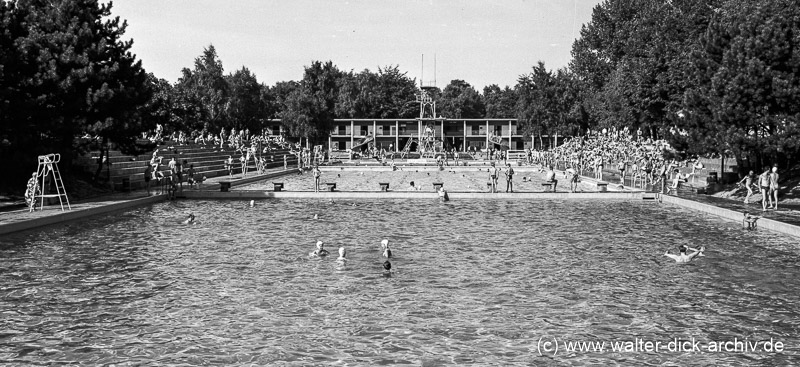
[516, 62, 556, 142]
[483, 84, 517, 118]
[336, 65, 418, 119]
[175, 45, 228, 132]
[280, 61, 343, 145]
[677, 0, 800, 169]
[437, 79, 485, 118]
[226, 66, 267, 132]
[0, 0, 151, 190]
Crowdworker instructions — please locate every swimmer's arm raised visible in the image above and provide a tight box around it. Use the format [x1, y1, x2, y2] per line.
[664, 252, 680, 261]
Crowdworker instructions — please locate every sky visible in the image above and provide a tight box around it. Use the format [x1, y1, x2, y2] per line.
[110, 0, 603, 91]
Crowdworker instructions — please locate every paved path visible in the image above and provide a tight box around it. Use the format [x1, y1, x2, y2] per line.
[235, 164, 609, 193]
[2, 161, 799, 237]
[662, 191, 800, 226]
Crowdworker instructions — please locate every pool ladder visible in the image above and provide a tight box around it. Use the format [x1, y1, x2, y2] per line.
[30, 153, 71, 212]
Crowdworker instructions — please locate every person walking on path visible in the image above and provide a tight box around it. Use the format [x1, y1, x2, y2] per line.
[738, 170, 755, 204]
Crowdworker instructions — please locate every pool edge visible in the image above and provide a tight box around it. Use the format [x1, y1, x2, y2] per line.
[0, 195, 166, 236]
[658, 194, 800, 238]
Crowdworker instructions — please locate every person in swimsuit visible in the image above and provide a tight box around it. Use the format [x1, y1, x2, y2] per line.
[743, 211, 761, 230]
[437, 186, 449, 201]
[310, 241, 330, 257]
[738, 170, 755, 204]
[182, 213, 195, 224]
[313, 165, 321, 193]
[25, 172, 38, 208]
[670, 169, 686, 191]
[488, 162, 498, 193]
[381, 239, 392, 258]
[545, 165, 558, 192]
[225, 156, 234, 177]
[759, 167, 772, 211]
[382, 260, 392, 276]
[505, 163, 514, 193]
[566, 168, 579, 193]
[337, 247, 347, 262]
[770, 166, 779, 210]
[664, 244, 705, 263]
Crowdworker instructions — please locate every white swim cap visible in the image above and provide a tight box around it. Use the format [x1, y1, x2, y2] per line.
[381, 239, 389, 247]
[316, 240, 324, 247]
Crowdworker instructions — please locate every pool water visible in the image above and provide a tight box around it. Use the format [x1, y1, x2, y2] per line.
[1, 199, 798, 366]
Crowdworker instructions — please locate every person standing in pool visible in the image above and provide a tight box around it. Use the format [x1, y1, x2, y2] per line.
[438, 186, 449, 201]
[381, 239, 392, 258]
[664, 245, 705, 263]
[310, 241, 329, 257]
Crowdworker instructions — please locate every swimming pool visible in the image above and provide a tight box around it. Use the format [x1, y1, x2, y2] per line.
[1, 199, 798, 365]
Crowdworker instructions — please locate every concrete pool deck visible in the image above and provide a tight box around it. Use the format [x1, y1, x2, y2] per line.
[2, 162, 800, 239]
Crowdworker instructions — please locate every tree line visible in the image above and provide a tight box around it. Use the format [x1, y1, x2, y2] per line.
[2, 0, 799, 192]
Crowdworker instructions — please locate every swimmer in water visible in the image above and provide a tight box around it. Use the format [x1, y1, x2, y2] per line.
[337, 247, 347, 262]
[664, 244, 705, 263]
[310, 241, 330, 257]
[313, 214, 318, 220]
[438, 186, 449, 201]
[182, 213, 195, 224]
[383, 260, 392, 272]
[381, 239, 392, 258]
[743, 211, 761, 230]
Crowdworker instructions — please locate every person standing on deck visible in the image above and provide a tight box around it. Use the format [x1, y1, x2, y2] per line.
[313, 165, 321, 193]
[505, 163, 515, 193]
[545, 165, 558, 192]
[770, 165, 780, 210]
[759, 167, 772, 211]
[738, 170, 756, 204]
[488, 162, 498, 193]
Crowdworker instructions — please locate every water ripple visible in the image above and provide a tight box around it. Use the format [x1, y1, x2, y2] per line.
[0, 199, 798, 365]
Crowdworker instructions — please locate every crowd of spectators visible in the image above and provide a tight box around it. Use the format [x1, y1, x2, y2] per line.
[545, 129, 705, 192]
[141, 125, 310, 196]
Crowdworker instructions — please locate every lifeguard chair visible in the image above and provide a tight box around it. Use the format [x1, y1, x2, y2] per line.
[29, 153, 71, 212]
